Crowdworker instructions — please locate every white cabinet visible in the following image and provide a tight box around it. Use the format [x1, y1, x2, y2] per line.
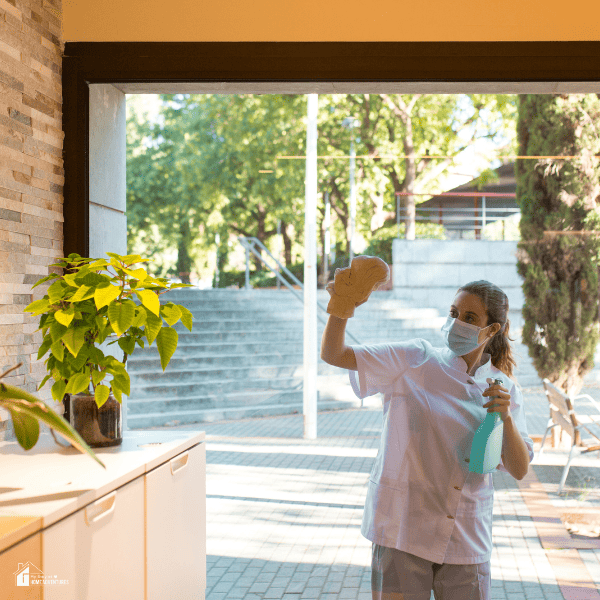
[146, 443, 206, 600]
[42, 476, 145, 600]
[0, 431, 205, 600]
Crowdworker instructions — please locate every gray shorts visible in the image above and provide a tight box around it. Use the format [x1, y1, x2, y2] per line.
[371, 543, 491, 600]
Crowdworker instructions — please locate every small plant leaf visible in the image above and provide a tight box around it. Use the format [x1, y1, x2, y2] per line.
[47, 280, 67, 303]
[118, 336, 136, 356]
[135, 289, 160, 316]
[0, 383, 106, 468]
[144, 309, 162, 345]
[107, 301, 135, 335]
[94, 385, 110, 408]
[49, 321, 67, 342]
[37, 373, 52, 391]
[24, 298, 51, 315]
[54, 306, 75, 327]
[131, 308, 147, 327]
[69, 284, 94, 302]
[62, 327, 85, 357]
[95, 284, 122, 310]
[111, 372, 130, 396]
[161, 303, 182, 326]
[156, 327, 178, 371]
[37, 336, 52, 360]
[178, 305, 193, 331]
[51, 379, 66, 402]
[92, 369, 106, 387]
[50, 340, 64, 362]
[8, 407, 39, 450]
[65, 373, 91, 395]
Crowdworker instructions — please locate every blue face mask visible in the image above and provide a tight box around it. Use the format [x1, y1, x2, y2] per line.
[441, 316, 492, 356]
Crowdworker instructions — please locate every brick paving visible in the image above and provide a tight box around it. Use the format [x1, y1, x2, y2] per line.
[152, 383, 600, 600]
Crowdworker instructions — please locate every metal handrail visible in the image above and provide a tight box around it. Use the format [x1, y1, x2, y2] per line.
[238, 236, 361, 345]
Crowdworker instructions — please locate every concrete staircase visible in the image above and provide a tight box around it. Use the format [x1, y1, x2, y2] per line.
[125, 288, 448, 428]
[125, 287, 588, 429]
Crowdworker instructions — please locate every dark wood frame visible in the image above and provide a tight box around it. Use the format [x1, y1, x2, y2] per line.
[62, 41, 600, 257]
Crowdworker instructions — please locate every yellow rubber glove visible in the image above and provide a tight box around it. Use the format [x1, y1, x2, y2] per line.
[326, 255, 390, 319]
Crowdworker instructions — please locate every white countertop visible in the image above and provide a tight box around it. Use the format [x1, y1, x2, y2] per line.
[0, 429, 205, 553]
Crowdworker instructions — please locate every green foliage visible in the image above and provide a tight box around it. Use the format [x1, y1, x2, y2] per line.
[0, 364, 106, 466]
[363, 222, 447, 264]
[24, 253, 194, 409]
[515, 94, 600, 396]
[126, 93, 517, 280]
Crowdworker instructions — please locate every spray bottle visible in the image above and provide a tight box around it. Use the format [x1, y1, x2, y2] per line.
[469, 377, 504, 474]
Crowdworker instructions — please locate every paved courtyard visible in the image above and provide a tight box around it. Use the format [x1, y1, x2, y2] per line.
[153, 384, 600, 600]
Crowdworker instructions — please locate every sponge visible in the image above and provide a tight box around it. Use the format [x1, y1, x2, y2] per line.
[326, 255, 390, 319]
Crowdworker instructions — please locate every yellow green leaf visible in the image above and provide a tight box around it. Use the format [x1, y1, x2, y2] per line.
[61, 327, 85, 357]
[135, 289, 160, 316]
[94, 284, 121, 310]
[107, 301, 135, 336]
[0, 383, 106, 468]
[65, 373, 90, 395]
[111, 372, 130, 396]
[70, 284, 94, 302]
[51, 379, 66, 402]
[156, 327, 178, 371]
[51, 340, 64, 362]
[92, 370, 105, 387]
[123, 267, 148, 281]
[144, 309, 162, 345]
[131, 308, 147, 327]
[178, 305, 193, 331]
[54, 307, 75, 327]
[87, 259, 110, 269]
[94, 385, 110, 408]
[24, 298, 50, 315]
[160, 303, 182, 326]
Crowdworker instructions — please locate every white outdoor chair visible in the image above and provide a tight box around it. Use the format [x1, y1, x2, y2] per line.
[539, 378, 600, 494]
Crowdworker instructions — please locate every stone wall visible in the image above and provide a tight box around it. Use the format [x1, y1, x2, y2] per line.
[0, 0, 64, 440]
[392, 239, 523, 318]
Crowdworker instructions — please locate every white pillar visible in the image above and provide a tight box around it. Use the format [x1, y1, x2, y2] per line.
[89, 84, 128, 431]
[304, 94, 318, 440]
[349, 137, 356, 262]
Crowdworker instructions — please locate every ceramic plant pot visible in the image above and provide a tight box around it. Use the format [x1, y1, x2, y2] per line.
[63, 392, 122, 448]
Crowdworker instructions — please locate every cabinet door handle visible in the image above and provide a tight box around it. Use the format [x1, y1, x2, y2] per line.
[85, 491, 117, 526]
[170, 451, 189, 475]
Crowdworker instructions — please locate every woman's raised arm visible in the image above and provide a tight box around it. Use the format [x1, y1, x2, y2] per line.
[320, 315, 357, 371]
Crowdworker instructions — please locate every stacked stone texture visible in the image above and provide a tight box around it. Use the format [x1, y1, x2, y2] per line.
[0, 0, 64, 440]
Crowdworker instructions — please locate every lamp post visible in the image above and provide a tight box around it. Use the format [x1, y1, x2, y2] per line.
[342, 117, 359, 263]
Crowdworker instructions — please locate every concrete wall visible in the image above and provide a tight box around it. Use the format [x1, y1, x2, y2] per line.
[392, 239, 523, 317]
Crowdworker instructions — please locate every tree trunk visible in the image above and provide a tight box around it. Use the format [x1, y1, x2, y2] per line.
[381, 94, 420, 240]
[176, 219, 192, 284]
[280, 220, 293, 267]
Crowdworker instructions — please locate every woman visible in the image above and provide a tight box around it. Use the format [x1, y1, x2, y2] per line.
[321, 277, 534, 600]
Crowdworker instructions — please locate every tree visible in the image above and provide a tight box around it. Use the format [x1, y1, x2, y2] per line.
[316, 94, 517, 248]
[165, 94, 309, 271]
[516, 94, 600, 397]
[126, 96, 216, 283]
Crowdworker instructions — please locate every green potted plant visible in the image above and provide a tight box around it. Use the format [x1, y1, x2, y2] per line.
[0, 362, 107, 468]
[24, 252, 194, 448]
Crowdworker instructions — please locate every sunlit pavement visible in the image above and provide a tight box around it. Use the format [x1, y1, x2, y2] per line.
[150, 386, 600, 600]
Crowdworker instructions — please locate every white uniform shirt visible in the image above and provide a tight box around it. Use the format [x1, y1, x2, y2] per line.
[349, 338, 534, 565]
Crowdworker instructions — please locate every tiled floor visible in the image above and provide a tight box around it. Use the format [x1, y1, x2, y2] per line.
[155, 385, 600, 600]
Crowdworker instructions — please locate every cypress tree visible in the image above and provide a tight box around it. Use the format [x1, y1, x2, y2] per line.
[516, 94, 600, 398]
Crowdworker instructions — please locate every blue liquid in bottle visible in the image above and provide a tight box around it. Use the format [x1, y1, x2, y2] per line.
[469, 378, 504, 474]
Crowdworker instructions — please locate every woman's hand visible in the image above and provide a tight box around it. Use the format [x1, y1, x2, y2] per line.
[482, 384, 512, 422]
